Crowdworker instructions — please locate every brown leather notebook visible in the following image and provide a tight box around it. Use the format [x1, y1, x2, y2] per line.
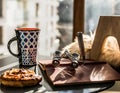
[39, 59, 120, 86]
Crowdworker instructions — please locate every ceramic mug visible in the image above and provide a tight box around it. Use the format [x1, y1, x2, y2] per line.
[7, 28, 40, 66]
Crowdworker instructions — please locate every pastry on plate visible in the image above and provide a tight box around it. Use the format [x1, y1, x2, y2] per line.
[0, 68, 42, 87]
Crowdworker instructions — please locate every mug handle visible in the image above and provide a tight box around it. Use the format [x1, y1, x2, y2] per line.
[7, 37, 20, 58]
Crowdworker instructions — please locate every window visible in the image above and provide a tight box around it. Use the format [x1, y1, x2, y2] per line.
[0, 0, 3, 17]
[35, 3, 39, 17]
[0, 0, 74, 57]
[0, 27, 2, 44]
[85, 0, 120, 34]
[0, 0, 3, 45]
[57, 0, 73, 50]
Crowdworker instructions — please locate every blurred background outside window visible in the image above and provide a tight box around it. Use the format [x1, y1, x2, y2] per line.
[0, 0, 120, 58]
[85, 0, 120, 34]
[0, 0, 73, 58]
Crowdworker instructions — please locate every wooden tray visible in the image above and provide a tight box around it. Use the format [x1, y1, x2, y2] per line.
[39, 59, 120, 86]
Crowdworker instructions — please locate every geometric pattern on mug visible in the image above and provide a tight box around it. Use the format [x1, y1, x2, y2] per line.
[19, 31, 39, 49]
[21, 49, 37, 65]
[19, 30, 39, 65]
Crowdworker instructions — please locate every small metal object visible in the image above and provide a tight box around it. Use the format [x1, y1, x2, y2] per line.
[77, 32, 86, 63]
[64, 50, 79, 68]
[72, 53, 79, 68]
[52, 50, 61, 66]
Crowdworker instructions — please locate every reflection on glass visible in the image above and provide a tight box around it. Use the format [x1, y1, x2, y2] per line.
[0, 0, 73, 57]
[85, 0, 120, 34]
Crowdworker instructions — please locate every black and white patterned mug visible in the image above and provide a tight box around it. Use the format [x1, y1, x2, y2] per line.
[7, 28, 40, 66]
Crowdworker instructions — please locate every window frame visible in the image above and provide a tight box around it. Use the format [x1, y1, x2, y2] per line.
[73, 0, 84, 40]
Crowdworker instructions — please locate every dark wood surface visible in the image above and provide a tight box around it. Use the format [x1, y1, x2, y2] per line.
[39, 60, 120, 86]
[0, 55, 117, 93]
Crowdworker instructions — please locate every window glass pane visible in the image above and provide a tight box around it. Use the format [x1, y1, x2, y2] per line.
[0, 0, 3, 17]
[0, 0, 74, 57]
[85, 0, 116, 34]
[0, 27, 3, 44]
[57, 0, 73, 50]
